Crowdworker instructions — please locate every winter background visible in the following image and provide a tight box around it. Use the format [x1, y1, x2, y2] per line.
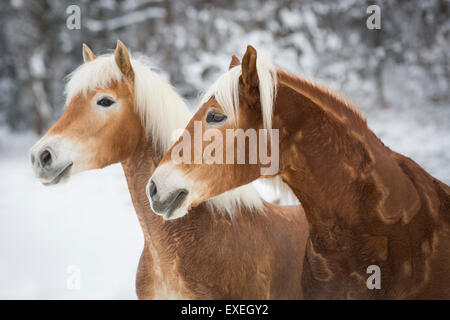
[0, 0, 449, 299]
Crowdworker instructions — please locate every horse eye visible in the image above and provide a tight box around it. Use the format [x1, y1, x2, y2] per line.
[206, 110, 227, 123]
[97, 98, 114, 107]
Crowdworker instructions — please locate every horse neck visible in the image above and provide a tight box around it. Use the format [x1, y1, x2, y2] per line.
[273, 72, 446, 284]
[120, 128, 213, 252]
[277, 71, 427, 220]
[120, 130, 165, 240]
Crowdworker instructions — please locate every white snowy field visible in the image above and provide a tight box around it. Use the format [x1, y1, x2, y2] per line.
[0, 105, 448, 299]
[0, 129, 143, 299]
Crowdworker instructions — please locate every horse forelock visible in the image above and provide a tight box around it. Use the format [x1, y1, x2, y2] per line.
[200, 50, 277, 130]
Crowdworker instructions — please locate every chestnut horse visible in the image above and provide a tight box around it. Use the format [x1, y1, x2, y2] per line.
[150, 45, 450, 299]
[29, 41, 308, 299]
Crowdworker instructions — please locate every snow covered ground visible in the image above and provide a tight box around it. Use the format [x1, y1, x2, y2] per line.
[0, 129, 142, 299]
[0, 104, 448, 299]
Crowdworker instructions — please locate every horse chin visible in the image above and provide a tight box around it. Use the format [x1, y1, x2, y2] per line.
[41, 163, 73, 186]
[162, 208, 188, 220]
[161, 197, 190, 221]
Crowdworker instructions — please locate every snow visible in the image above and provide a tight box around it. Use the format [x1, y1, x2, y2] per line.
[29, 50, 46, 78]
[367, 106, 450, 183]
[0, 129, 143, 299]
[0, 101, 448, 299]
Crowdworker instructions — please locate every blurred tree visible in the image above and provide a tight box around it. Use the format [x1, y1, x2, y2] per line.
[0, 0, 448, 133]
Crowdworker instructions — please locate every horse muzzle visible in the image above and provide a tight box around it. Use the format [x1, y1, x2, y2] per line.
[146, 179, 189, 220]
[30, 137, 76, 186]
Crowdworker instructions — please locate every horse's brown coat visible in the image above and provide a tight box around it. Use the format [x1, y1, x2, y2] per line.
[275, 71, 450, 299]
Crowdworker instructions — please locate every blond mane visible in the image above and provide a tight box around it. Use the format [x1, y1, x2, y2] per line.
[199, 50, 299, 205]
[201, 50, 277, 129]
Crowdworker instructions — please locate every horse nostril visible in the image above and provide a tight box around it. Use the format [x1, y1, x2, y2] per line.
[39, 149, 52, 168]
[149, 180, 157, 200]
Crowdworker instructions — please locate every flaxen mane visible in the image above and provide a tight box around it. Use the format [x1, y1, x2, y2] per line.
[201, 50, 277, 130]
[200, 51, 302, 203]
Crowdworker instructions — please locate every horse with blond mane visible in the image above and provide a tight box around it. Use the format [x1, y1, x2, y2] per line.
[150, 45, 450, 299]
[29, 41, 309, 299]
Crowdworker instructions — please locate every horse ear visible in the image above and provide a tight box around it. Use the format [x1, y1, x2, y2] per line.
[241, 45, 258, 90]
[82, 43, 96, 63]
[228, 55, 240, 70]
[114, 40, 134, 80]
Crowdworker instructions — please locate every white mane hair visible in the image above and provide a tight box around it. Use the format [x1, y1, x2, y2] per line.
[201, 50, 277, 129]
[200, 50, 299, 205]
[64, 53, 265, 217]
